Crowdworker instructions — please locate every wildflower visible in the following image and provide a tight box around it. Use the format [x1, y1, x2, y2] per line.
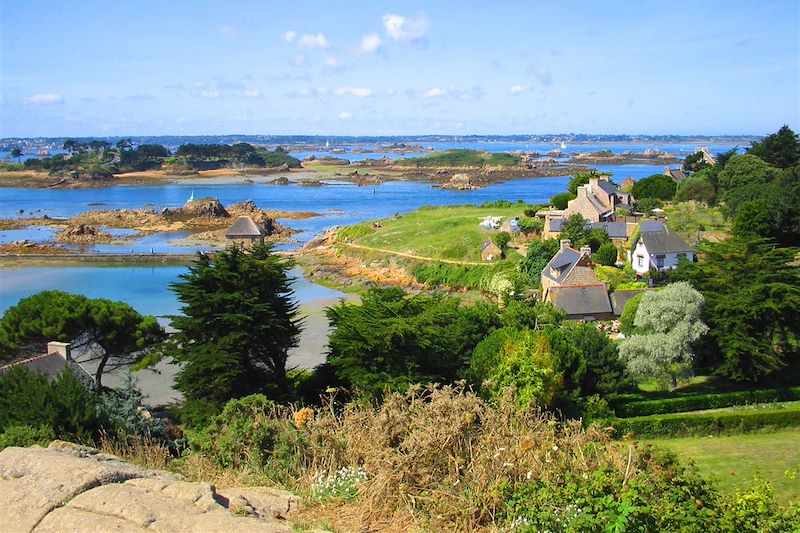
[293, 407, 313, 429]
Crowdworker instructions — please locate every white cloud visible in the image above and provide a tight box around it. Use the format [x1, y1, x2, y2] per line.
[383, 12, 429, 42]
[24, 93, 63, 105]
[536, 67, 553, 86]
[508, 84, 530, 95]
[333, 87, 372, 98]
[324, 54, 344, 70]
[282, 30, 297, 42]
[359, 33, 382, 54]
[198, 89, 220, 98]
[423, 87, 446, 98]
[338, 111, 352, 119]
[219, 25, 239, 37]
[297, 87, 328, 97]
[297, 33, 329, 49]
[243, 89, 262, 98]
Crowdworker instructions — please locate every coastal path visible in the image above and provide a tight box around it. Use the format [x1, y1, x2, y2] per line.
[341, 242, 494, 266]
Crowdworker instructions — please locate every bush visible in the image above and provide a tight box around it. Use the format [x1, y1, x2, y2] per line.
[614, 386, 800, 418]
[618, 292, 645, 334]
[0, 425, 55, 450]
[550, 192, 575, 210]
[607, 405, 800, 438]
[632, 174, 677, 200]
[593, 242, 618, 265]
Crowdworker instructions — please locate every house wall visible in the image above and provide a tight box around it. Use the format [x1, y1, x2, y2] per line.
[564, 188, 603, 222]
[631, 241, 695, 275]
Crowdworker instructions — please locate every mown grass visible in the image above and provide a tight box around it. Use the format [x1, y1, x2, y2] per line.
[338, 205, 526, 263]
[648, 429, 800, 504]
[395, 149, 523, 167]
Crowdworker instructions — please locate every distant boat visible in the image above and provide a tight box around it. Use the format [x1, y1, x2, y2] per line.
[325, 140, 330, 149]
[187, 190, 194, 204]
[560, 141, 567, 150]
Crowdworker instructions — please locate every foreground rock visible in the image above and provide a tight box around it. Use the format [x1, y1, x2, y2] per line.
[0, 442, 309, 532]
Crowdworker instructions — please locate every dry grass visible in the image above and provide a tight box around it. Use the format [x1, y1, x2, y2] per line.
[97, 431, 173, 471]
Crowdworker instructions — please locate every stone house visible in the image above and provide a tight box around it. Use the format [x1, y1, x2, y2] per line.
[0, 341, 94, 385]
[540, 239, 613, 320]
[225, 216, 266, 248]
[563, 176, 634, 223]
[481, 239, 502, 261]
[664, 166, 687, 182]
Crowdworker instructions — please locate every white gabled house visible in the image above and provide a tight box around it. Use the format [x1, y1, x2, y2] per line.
[628, 222, 694, 276]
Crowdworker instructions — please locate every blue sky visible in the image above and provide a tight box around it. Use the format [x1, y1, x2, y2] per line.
[1, 1, 798, 137]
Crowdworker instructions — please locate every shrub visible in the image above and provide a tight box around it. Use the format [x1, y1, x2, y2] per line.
[594, 242, 618, 265]
[607, 405, 800, 438]
[614, 386, 800, 418]
[0, 425, 55, 450]
[618, 292, 645, 334]
[550, 192, 575, 210]
[632, 174, 677, 200]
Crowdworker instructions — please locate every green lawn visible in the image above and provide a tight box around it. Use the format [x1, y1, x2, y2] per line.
[664, 201, 730, 244]
[338, 205, 527, 263]
[394, 149, 523, 167]
[648, 429, 800, 504]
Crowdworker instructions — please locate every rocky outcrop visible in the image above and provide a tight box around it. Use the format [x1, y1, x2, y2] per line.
[182, 198, 229, 218]
[55, 224, 114, 244]
[0, 442, 309, 532]
[441, 173, 476, 190]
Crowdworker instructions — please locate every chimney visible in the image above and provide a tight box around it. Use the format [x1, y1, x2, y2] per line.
[589, 177, 600, 187]
[580, 246, 592, 256]
[560, 239, 571, 250]
[47, 341, 72, 361]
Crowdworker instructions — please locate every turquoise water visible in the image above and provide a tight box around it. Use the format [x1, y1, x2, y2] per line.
[0, 266, 345, 316]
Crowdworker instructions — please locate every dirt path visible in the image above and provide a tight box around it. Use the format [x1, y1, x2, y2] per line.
[342, 242, 493, 266]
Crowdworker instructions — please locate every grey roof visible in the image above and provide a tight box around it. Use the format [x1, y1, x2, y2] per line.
[640, 229, 693, 254]
[548, 218, 563, 232]
[550, 285, 613, 316]
[666, 167, 687, 182]
[225, 216, 265, 238]
[610, 289, 648, 315]
[542, 247, 581, 284]
[0, 352, 66, 380]
[592, 222, 627, 239]
[596, 179, 619, 195]
[481, 239, 500, 252]
[638, 220, 667, 233]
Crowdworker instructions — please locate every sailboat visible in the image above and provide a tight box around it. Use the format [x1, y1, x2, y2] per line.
[560, 141, 567, 150]
[325, 140, 330, 149]
[186, 190, 194, 204]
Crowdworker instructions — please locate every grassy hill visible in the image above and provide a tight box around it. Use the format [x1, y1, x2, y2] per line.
[338, 204, 526, 263]
[394, 149, 523, 167]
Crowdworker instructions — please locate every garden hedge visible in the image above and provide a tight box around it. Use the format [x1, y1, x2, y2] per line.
[613, 386, 800, 418]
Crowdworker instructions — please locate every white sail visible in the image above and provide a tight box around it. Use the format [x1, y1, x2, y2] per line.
[560, 141, 567, 150]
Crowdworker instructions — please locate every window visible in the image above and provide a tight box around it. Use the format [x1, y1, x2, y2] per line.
[656, 255, 665, 269]
[636, 255, 644, 268]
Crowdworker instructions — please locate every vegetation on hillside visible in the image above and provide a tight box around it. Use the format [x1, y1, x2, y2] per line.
[395, 148, 523, 167]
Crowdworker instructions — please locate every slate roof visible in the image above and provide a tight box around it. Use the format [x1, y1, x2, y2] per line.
[596, 179, 619, 196]
[665, 167, 688, 182]
[549, 285, 613, 316]
[225, 216, 265, 238]
[592, 222, 627, 239]
[481, 239, 500, 252]
[610, 289, 648, 315]
[0, 352, 67, 380]
[638, 220, 667, 233]
[541, 246, 582, 284]
[640, 229, 693, 254]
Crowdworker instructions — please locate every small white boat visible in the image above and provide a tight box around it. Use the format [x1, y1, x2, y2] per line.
[187, 190, 194, 204]
[560, 141, 567, 150]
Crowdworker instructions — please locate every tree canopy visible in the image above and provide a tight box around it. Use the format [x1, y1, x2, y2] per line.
[631, 174, 677, 201]
[165, 244, 301, 422]
[747, 125, 800, 169]
[517, 238, 560, 283]
[325, 288, 499, 398]
[0, 291, 164, 387]
[618, 282, 708, 389]
[671, 237, 800, 382]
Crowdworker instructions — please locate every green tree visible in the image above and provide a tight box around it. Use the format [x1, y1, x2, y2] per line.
[325, 288, 499, 398]
[593, 241, 618, 266]
[618, 292, 644, 334]
[517, 238, 560, 282]
[671, 237, 800, 381]
[675, 173, 716, 204]
[0, 291, 164, 387]
[567, 169, 607, 195]
[550, 192, 575, 210]
[560, 213, 589, 246]
[517, 216, 544, 236]
[10, 148, 22, 162]
[631, 174, 677, 201]
[618, 282, 708, 389]
[166, 244, 301, 420]
[494, 231, 512, 250]
[747, 125, 800, 168]
[682, 151, 709, 173]
[731, 199, 776, 239]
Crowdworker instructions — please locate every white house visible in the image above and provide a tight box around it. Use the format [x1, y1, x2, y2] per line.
[629, 225, 694, 275]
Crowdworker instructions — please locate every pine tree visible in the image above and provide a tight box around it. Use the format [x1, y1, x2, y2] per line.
[167, 244, 301, 420]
